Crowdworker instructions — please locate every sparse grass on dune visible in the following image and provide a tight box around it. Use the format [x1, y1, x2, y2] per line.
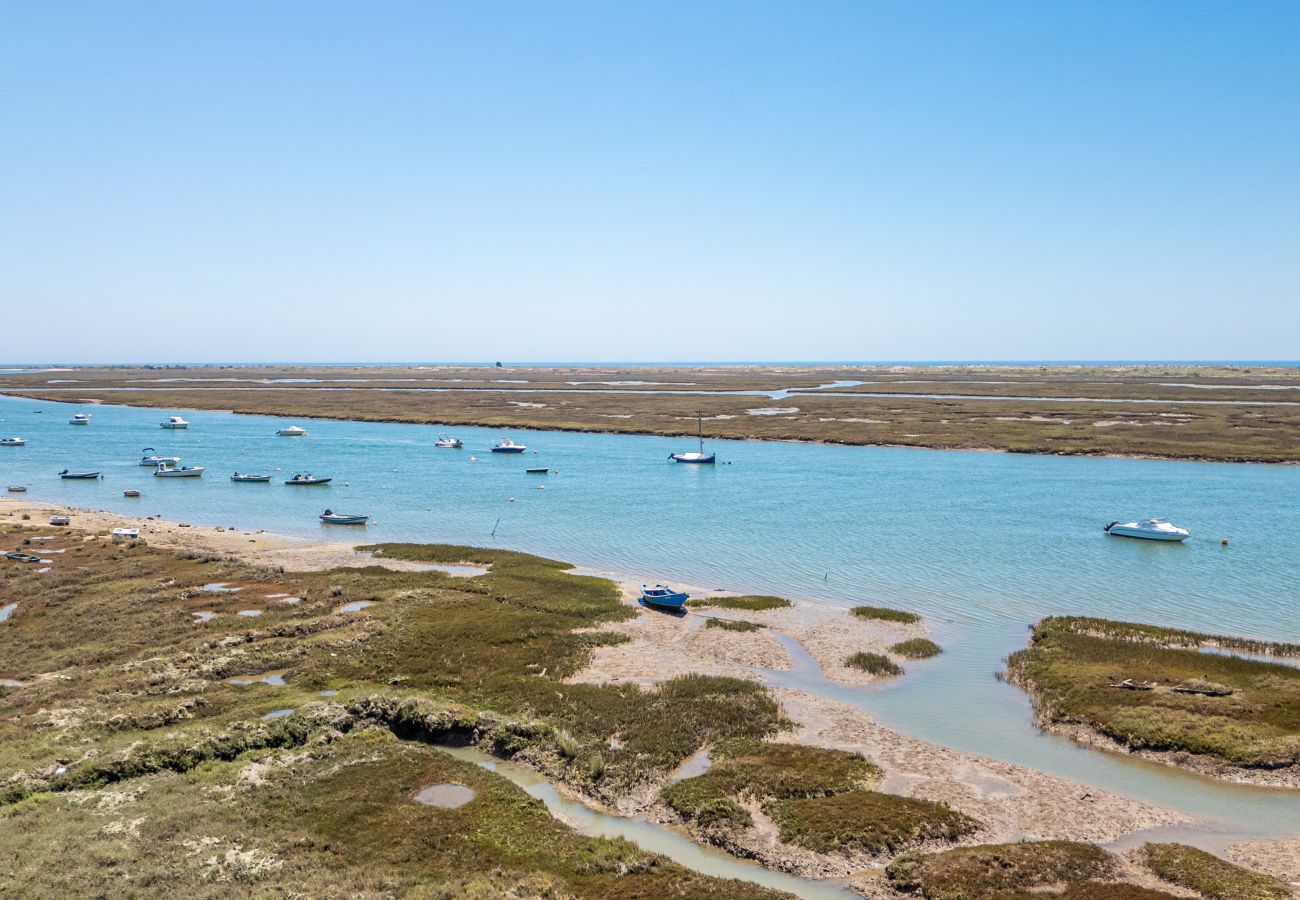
[1008, 617, 1300, 772]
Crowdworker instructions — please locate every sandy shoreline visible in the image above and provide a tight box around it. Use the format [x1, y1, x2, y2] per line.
[8, 495, 1299, 889]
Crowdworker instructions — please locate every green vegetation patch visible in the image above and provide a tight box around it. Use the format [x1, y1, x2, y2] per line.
[886, 840, 1120, 898]
[1007, 617, 1300, 770]
[706, 618, 763, 632]
[767, 789, 977, 855]
[687, 595, 792, 611]
[851, 605, 921, 624]
[1142, 843, 1290, 900]
[846, 651, 903, 677]
[890, 638, 942, 659]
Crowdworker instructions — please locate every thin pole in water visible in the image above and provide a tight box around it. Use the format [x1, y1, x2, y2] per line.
[491, 516, 501, 538]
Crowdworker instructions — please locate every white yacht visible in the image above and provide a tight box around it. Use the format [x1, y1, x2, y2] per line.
[277, 425, 308, 437]
[0, 437, 25, 446]
[434, 436, 464, 448]
[154, 463, 205, 478]
[160, 416, 190, 429]
[1104, 518, 1190, 542]
[69, 413, 92, 425]
[139, 448, 181, 467]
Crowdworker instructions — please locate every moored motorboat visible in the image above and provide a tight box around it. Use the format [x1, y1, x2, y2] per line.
[526, 467, 549, 474]
[7, 485, 27, 493]
[285, 473, 331, 485]
[670, 413, 715, 464]
[59, 470, 100, 479]
[139, 448, 182, 467]
[434, 436, 463, 448]
[69, 413, 92, 425]
[319, 509, 369, 525]
[1104, 518, 1190, 542]
[154, 464, 205, 478]
[231, 473, 273, 483]
[640, 583, 689, 611]
[0, 437, 25, 446]
[160, 416, 190, 429]
[123, 489, 141, 498]
[491, 438, 527, 453]
[276, 425, 308, 437]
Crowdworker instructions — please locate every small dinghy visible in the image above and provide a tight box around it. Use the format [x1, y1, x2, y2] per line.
[123, 489, 141, 498]
[160, 416, 190, 429]
[111, 527, 140, 541]
[640, 583, 689, 611]
[0, 437, 25, 446]
[670, 414, 716, 464]
[525, 467, 549, 474]
[231, 473, 273, 483]
[155, 464, 205, 478]
[434, 436, 463, 448]
[69, 413, 92, 425]
[491, 438, 527, 453]
[276, 425, 308, 437]
[59, 470, 100, 480]
[7, 485, 27, 493]
[285, 473, 331, 486]
[319, 509, 369, 525]
[49, 515, 71, 526]
[1104, 518, 1190, 542]
[139, 448, 182, 467]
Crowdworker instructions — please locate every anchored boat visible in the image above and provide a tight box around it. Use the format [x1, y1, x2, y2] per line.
[1104, 518, 1190, 542]
[640, 583, 689, 611]
[160, 416, 190, 429]
[491, 438, 527, 453]
[526, 467, 549, 474]
[123, 489, 141, 498]
[154, 464, 205, 478]
[319, 509, 369, 525]
[434, 436, 464, 448]
[276, 425, 308, 437]
[670, 414, 715, 464]
[285, 474, 331, 486]
[231, 473, 273, 483]
[0, 437, 25, 446]
[69, 413, 92, 425]
[139, 448, 182, 467]
[59, 470, 100, 479]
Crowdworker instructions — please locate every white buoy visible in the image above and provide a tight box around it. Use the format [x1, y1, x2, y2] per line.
[509, 497, 516, 502]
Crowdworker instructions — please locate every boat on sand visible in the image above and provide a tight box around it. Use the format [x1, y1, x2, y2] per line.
[640, 583, 689, 611]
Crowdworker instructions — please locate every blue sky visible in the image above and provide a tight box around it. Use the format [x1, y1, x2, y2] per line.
[1, 1, 1296, 363]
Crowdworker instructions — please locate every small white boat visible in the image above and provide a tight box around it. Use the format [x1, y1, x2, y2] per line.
[111, 527, 140, 541]
[319, 509, 369, 525]
[276, 425, 308, 437]
[434, 436, 464, 449]
[139, 448, 182, 467]
[160, 416, 190, 429]
[231, 473, 273, 483]
[491, 438, 527, 453]
[0, 437, 25, 446]
[69, 413, 92, 425]
[154, 464, 205, 478]
[1104, 518, 1190, 542]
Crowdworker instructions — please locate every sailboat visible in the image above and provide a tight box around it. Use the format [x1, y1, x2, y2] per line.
[669, 413, 716, 464]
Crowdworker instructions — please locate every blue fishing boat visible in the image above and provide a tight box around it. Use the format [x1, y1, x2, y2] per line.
[59, 470, 101, 480]
[669, 414, 715, 464]
[640, 583, 689, 611]
[492, 438, 527, 453]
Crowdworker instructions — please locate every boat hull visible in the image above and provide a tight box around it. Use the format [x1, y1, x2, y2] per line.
[0, 440, 24, 446]
[492, 447, 526, 453]
[670, 453, 715, 464]
[231, 475, 273, 483]
[320, 515, 369, 525]
[640, 585, 689, 611]
[286, 479, 332, 486]
[155, 467, 204, 478]
[1105, 526, 1189, 541]
[60, 472, 100, 480]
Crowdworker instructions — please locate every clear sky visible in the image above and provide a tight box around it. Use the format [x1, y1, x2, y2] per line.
[1, 1, 1296, 363]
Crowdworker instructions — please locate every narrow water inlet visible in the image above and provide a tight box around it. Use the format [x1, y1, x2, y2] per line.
[437, 744, 859, 900]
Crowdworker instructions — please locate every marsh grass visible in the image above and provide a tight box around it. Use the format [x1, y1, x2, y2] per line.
[886, 840, 1123, 898]
[850, 605, 921, 625]
[1142, 843, 1290, 900]
[706, 618, 763, 632]
[687, 595, 792, 611]
[890, 638, 941, 659]
[1008, 617, 1300, 769]
[846, 652, 904, 677]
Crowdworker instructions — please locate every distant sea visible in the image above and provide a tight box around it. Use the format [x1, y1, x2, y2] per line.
[2, 360, 1299, 369]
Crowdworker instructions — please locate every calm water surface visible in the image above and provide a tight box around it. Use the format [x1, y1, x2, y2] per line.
[2, 394, 1298, 839]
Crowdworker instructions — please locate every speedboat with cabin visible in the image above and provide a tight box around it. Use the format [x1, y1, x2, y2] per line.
[640, 583, 689, 611]
[69, 413, 92, 425]
[669, 413, 715, 464]
[319, 509, 369, 525]
[434, 436, 463, 448]
[276, 425, 308, 437]
[231, 473, 273, 483]
[0, 437, 25, 446]
[139, 448, 182, 467]
[1104, 518, 1190, 542]
[285, 473, 331, 486]
[59, 470, 100, 479]
[160, 416, 190, 429]
[154, 464, 205, 478]
[491, 438, 527, 453]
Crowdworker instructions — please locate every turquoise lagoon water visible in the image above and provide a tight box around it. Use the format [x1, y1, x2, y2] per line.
[2, 394, 1298, 841]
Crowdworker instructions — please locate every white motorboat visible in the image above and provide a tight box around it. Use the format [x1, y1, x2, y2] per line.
[154, 464, 205, 478]
[1104, 518, 1190, 542]
[160, 416, 190, 429]
[434, 436, 464, 449]
[276, 425, 308, 437]
[139, 448, 181, 467]
[0, 437, 25, 446]
[491, 438, 527, 453]
[69, 413, 92, 425]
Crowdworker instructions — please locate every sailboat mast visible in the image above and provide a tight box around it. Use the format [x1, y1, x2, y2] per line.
[697, 412, 704, 454]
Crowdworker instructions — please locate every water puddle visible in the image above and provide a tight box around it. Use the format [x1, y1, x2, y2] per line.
[202, 583, 242, 593]
[1197, 645, 1300, 670]
[438, 745, 857, 899]
[191, 611, 217, 623]
[276, 596, 303, 604]
[430, 564, 487, 578]
[0, 603, 17, 622]
[237, 609, 264, 617]
[261, 708, 294, 720]
[337, 600, 373, 613]
[228, 671, 287, 686]
[667, 747, 712, 785]
[319, 690, 338, 697]
[413, 783, 476, 808]
[0, 678, 23, 688]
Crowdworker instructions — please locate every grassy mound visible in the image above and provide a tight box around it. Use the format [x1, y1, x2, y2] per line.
[846, 651, 903, 677]
[1142, 843, 1290, 900]
[1007, 617, 1300, 771]
[705, 618, 763, 632]
[766, 789, 977, 854]
[890, 638, 941, 659]
[851, 605, 920, 624]
[886, 840, 1129, 898]
[687, 595, 792, 611]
